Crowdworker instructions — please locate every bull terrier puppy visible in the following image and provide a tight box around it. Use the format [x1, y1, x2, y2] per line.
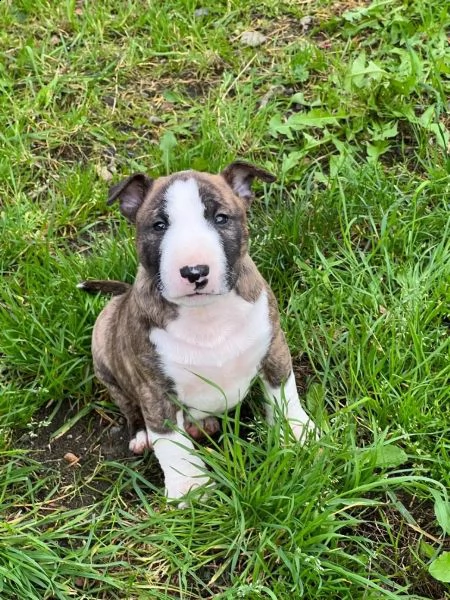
[79, 161, 316, 503]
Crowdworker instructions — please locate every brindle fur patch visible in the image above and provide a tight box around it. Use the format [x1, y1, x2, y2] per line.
[260, 285, 293, 387]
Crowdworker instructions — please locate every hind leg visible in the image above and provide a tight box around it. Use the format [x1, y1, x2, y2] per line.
[98, 376, 219, 453]
[91, 302, 151, 453]
[128, 424, 152, 454]
[94, 362, 152, 454]
[184, 416, 220, 440]
[110, 386, 151, 454]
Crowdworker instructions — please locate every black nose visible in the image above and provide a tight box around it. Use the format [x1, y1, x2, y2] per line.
[179, 264, 209, 283]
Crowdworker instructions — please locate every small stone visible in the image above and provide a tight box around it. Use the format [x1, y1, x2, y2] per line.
[96, 165, 113, 182]
[300, 16, 313, 32]
[240, 31, 267, 47]
[63, 452, 79, 465]
[102, 95, 115, 107]
[194, 8, 209, 17]
[109, 425, 123, 438]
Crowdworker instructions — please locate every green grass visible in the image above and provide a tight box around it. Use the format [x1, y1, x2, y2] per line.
[1, 0, 449, 597]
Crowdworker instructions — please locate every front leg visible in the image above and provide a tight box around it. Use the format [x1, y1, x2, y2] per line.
[146, 410, 210, 504]
[104, 377, 210, 503]
[260, 329, 316, 443]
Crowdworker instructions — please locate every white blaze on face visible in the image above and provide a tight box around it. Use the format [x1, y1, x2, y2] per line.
[159, 178, 228, 304]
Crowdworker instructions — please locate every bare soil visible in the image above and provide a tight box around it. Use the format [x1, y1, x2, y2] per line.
[350, 498, 450, 599]
[14, 399, 163, 508]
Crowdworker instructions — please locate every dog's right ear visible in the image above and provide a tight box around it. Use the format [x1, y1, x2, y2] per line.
[107, 173, 153, 223]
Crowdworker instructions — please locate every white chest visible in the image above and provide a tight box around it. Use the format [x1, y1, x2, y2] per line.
[149, 291, 272, 418]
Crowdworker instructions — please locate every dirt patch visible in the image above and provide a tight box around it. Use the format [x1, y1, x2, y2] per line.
[14, 400, 163, 509]
[346, 496, 450, 599]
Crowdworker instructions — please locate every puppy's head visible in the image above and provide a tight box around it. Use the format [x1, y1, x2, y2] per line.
[107, 161, 275, 306]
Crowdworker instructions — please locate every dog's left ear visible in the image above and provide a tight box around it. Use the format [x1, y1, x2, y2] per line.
[221, 160, 276, 204]
[107, 173, 153, 223]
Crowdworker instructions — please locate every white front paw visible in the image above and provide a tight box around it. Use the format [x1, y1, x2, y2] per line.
[165, 473, 210, 507]
[291, 419, 319, 444]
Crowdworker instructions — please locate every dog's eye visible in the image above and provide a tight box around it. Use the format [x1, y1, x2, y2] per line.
[153, 221, 168, 232]
[214, 214, 229, 225]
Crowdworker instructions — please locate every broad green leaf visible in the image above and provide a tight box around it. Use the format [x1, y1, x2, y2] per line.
[286, 109, 346, 130]
[426, 122, 449, 150]
[416, 106, 450, 149]
[429, 552, 450, 583]
[306, 383, 330, 431]
[159, 131, 177, 155]
[290, 92, 323, 107]
[162, 90, 179, 103]
[418, 106, 436, 128]
[345, 52, 386, 90]
[366, 141, 391, 162]
[343, 8, 367, 22]
[374, 444, 408, 468]
[349, 51, 366, 88]
[393, 104, 417, 122]
[268, 114, 294, 139]
[430, 489, 450, 535]
[292, 64, 310, 83]
[368, 121, 398, 141]
[419, 540, 435, 560]
[353, 61, 386, 88]
[390, 48, 423, 95]
[281, 151, 304, 174]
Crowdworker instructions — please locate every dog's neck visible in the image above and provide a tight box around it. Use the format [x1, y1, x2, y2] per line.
[234, 254, 265, 303]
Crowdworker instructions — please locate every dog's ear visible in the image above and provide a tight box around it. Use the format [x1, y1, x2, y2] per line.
[221, 160, 276, 203]
[107, 173, 153, 223]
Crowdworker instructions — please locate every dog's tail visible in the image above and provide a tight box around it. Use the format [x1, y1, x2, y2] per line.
[77, 279, 131, 296]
